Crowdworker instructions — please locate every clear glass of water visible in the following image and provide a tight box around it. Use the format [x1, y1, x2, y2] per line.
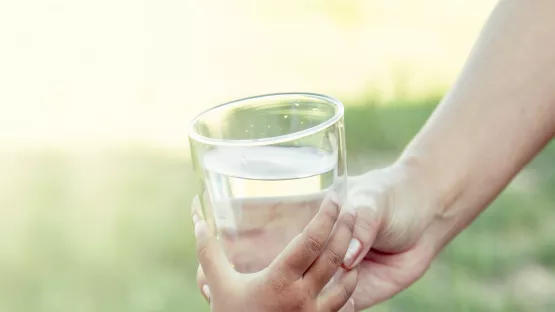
[189, 93, 347, 273]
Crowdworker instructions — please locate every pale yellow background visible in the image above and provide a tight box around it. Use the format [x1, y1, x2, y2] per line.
[7, 2, 541, 311]
[0, 0, 496, 150]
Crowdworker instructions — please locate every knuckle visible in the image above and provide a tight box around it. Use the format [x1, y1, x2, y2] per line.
[322, 205, 339, 224]
[338, 212, 356, 233]
[269, 272, 289, 294]
[325, 248, 344, 268]
[304, 234, 325, 254]
[356, 213, 374, 232]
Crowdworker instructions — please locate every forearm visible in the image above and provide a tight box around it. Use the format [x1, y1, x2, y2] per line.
[399, 0, 555, 249]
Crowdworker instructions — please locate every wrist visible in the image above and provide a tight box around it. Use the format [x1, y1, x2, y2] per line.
[392, 149, 471, 253]
[394, 150, 467, 216]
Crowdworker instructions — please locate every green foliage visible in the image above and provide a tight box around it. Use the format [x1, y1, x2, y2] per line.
[2, 99, 553, 312]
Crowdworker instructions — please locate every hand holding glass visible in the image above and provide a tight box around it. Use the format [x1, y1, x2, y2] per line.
[189, 93, 347, 273]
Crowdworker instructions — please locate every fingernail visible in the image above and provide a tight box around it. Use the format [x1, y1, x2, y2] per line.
[343, 238, 362, 268]
[349, 298, 355, 307]
[202, 285, 211, 300]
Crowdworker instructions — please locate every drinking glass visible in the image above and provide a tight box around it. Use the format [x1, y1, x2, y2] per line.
[189, 93, 347, 273]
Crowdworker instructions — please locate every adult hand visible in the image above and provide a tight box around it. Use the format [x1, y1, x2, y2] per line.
[340, 163, 449, 310]
[193, 161, 444, 311]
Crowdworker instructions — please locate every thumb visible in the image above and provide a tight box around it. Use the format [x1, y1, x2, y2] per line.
[339, 195, 382, 270]
[192, 196, 232, 283]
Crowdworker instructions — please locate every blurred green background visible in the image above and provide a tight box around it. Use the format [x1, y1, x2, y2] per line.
[1, 0, 554, 311]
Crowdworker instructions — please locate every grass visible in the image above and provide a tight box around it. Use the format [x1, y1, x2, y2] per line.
[1, 97, 554, 312]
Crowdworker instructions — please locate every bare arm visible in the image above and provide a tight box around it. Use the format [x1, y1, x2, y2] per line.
[399, 0, 555, 250]
[337, 1, 555, 309]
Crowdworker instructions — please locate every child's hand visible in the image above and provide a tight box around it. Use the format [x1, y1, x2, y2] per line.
[192, 196, 358, 312]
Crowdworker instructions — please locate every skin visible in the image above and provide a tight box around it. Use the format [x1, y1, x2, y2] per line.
[339, 0, 555, 309]
[195, 0, 555, 310]
[192, 196, 358, 312]
[216, 197, 322, 274]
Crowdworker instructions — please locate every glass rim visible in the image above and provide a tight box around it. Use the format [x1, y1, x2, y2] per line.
[188, 92, 344, 147]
